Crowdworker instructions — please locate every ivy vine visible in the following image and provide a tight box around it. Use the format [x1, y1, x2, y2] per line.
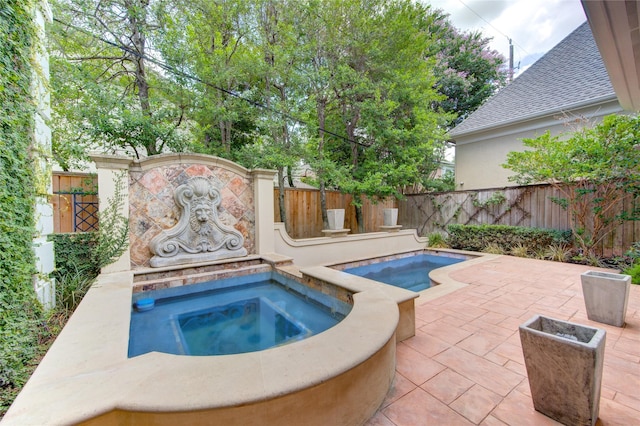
[0, 0, 46, 410]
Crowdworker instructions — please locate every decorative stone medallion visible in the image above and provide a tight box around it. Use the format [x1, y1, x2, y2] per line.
[149, 177, 247, 267]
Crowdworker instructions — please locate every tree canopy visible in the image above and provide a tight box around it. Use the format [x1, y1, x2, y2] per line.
[49, 0, 505, 228]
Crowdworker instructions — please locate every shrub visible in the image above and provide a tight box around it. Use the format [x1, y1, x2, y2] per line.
[427, 232, 449, 248]
[510, 243, 530, 258]
[447, 224, 572, 253]
[545, 244, 572, 263]
[624, 263, 640, 285]
[481, 243, 505, 254]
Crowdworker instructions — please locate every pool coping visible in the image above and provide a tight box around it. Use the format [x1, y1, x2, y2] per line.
[2, 260, 400, 425]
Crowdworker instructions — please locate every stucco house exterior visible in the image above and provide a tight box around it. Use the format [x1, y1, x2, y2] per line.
[449, 22, 623, 191]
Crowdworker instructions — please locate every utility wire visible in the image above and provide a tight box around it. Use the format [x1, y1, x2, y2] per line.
[52, 17, 372, 149]
[456, 0, 530, 56]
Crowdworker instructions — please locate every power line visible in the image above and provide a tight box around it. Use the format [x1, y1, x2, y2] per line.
[52, 17, 372, 149]
[456, 0, 530, 56]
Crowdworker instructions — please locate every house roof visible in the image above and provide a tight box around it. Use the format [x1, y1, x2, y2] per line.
[449, 22, 617, 138]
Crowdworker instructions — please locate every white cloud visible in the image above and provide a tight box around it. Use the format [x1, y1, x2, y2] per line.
[426, 0, 586, 75]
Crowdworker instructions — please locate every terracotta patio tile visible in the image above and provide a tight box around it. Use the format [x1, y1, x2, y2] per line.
[420, 320, 474, 346]
[403, 329, 450, 358]
[479, 300, 528, 319]
[437, 314, 469, 328]
[396, 343, 446, 386]
[490, 389, 561, 426]
[491, 292, 542, 310]
[382, 388, 474, 426]
[457, 332, 504, 357]
[599, 396, 640, 425]
[414, 307, 445, 324]
[478, 311, 509, 325]
[364, 411, 395, 426]
[380, 372, 417, 409]
[535, 294, 572, 309]
[450, 384, 503, 424]
[421, 368, 474, 404]
[483, 351, 509, 367]
[463, 319, 517, 338]
[613, 392, 640, 412]
[600, 385, 617, 400]
[614, 335, 640, 355]
[480, 414, 509, 426]
[487, 341, 525, 365]
[503, 360, 526, 376]
[434, 346, 524, 397]
[602, 359, 640, 395]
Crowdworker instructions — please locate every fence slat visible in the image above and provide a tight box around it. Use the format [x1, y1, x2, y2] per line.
[274, 188, 396, 238]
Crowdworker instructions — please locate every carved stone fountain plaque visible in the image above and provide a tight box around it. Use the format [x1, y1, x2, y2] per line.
[149, 177, 247, 267]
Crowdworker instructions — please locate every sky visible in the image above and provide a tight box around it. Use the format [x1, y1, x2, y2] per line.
[426, 0, 587, 76]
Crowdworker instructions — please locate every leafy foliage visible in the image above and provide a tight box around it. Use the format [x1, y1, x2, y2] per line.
[0, 0, 48, 411]
[427, 11, 506, 127]
[447, 224, 572, 253]
[624, 263, 640, 285]
[503, 114, 640, 256]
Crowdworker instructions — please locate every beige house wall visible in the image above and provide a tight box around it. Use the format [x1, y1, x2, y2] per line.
[454, 98, 623, 191]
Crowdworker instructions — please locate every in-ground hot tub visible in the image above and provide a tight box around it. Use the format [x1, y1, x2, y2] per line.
[129, 271, 352, 357]
[2, 256, 402, 426]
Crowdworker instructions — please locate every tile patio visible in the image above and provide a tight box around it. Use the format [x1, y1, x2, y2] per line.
[367, 255, 640, 425]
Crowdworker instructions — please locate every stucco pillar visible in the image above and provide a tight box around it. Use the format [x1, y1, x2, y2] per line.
[90, 154, 132, 273]
[31, 0, 55, 310]
[251, 169, 277, 254]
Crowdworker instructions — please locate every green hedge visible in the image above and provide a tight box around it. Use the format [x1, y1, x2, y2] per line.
[447, 224, 572, 252]
[0, 0, 43, 403]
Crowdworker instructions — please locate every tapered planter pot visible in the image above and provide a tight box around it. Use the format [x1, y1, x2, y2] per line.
[581, 271, 631, 327]
[327, 209, 345, 230]
[382, 208, 398, 226]
[519, 315, 606, 426]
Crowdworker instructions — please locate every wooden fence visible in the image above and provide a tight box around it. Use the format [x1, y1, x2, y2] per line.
[51, 172, 98, 233]
[398, 183, 639, 257]
[274, 188, 396, 239]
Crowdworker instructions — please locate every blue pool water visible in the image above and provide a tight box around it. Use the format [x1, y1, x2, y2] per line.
[129, 272, 351, 357]
[344, 254, 465, 292]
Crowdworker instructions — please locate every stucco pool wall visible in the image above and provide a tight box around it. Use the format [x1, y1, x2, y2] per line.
[2, 257, 400, 426]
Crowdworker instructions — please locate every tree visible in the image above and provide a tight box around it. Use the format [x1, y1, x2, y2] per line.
[156, 0, 258, 159]
[49, 0, 188, 166]
[503, 114, 640, 257]
[427, 12, 506, 128]
[304, 0, 450, 232]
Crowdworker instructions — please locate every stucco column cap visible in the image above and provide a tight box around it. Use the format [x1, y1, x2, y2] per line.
[90, 153, 133, 170]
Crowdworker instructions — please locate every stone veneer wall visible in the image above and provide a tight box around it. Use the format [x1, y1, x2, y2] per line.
[129, 162, 256, 269]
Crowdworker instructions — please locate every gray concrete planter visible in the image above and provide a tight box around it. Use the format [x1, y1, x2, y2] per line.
[581, 270, 631, 327]
[519, 315, 606, 426]
[327, 209, 345, 230]
[383, 208, 398, 226]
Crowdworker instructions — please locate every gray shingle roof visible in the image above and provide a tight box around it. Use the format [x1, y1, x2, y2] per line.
[449, 22, 616, 137]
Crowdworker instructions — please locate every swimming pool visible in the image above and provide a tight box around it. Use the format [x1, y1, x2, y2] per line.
[343, 253, 465, 292]
[129, 271, 352, 357]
